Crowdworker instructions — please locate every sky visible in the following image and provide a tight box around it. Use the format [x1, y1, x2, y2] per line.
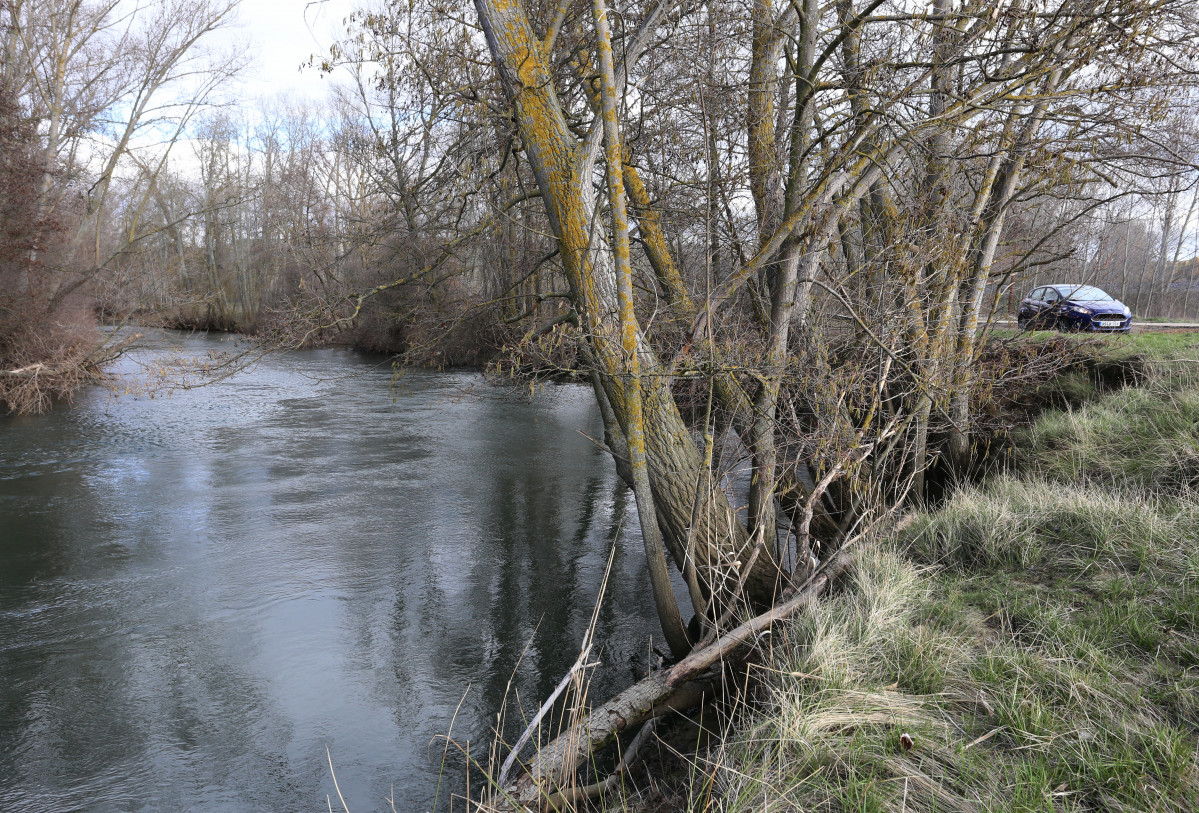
[98, 0, 364, 181]
[221, 0, 360, 101]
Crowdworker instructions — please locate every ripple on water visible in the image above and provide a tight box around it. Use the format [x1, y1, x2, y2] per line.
[0, 330, 659, 813]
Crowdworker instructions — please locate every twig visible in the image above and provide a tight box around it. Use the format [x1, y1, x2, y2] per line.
[326, 746, 351, 812]
[498, 653, 601, 787]
[963, 726, 1006, 749]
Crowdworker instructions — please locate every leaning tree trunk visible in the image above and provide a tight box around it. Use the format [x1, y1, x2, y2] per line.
[593, 0, 691, 656]
[472, 0, 784, 609]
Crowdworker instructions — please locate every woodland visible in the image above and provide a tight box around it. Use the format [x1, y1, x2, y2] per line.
[3, 0, 1199, 807]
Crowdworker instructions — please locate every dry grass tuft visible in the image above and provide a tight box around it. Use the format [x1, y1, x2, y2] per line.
[699, 373, 1199, 813]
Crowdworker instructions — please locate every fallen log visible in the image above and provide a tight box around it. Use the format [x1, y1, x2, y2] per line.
[1, 332, 139, 380]
[1, 362, 49, 378]
[496, 551, 853, 811]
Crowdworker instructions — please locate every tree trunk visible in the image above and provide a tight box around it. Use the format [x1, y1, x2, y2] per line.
[472, 0, 784, 608]
[593, 0, 691, 656]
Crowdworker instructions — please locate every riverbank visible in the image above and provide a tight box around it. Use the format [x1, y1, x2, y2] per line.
[146, 294, 523, 370]
[553, 334, 1199, 812]
[707, 342, 1198, 811]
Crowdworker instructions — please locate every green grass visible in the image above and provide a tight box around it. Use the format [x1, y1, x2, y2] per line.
[988, 325, 1199, 362]
[1136, 316, 1199, 324]
[703, 367, 1199, 813]
[1091, 330, 1199, 362]
[1018, 366, 1199, 492]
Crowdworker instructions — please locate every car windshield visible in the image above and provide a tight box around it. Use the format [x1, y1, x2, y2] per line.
[1060, 285, 1114, 302]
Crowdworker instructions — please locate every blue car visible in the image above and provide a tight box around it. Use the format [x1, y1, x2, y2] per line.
[1017, 284, 1132, 332]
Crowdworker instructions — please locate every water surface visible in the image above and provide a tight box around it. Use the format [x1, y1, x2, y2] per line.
[0, 331, 660, 811]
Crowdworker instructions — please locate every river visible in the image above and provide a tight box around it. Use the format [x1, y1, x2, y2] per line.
[0, 330, 664, 812]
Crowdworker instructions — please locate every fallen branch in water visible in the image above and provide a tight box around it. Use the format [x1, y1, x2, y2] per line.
[1, 332, 139, 380]
[494, 551, 854, 811]
[1, 362, 49, 378]
[1, 330, 144, 414]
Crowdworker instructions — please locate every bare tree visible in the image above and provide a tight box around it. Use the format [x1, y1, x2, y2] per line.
[0, 0, 245, 411]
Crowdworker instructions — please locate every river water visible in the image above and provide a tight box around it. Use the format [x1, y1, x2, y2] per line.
[0, 330, 663, 812]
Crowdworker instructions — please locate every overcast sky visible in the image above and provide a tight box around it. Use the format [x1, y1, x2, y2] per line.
[223, 0, 359, 101]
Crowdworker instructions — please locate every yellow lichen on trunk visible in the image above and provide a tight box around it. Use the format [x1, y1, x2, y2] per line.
[473, 0, 783, 609]
[593, 0, 691, 656]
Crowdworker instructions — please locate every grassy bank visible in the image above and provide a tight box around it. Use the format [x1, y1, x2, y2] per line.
[467, 335, 1199, 812]
[694, 347, 1199, 811]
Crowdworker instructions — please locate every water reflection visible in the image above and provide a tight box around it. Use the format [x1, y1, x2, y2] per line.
[0, 331, 658, 812]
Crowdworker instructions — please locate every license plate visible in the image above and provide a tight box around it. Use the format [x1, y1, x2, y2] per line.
[1098, 320, 1121, 327]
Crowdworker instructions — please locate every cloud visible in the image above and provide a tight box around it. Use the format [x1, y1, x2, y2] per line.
[219, 0, 357, 100]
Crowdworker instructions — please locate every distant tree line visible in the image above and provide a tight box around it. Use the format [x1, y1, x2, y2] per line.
[1011, 168, 1199, 319]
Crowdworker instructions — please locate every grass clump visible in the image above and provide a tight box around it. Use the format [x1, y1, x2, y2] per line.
[704, 366, 1199, 812]
[708, 511, 1198, 812]
[1019, 370, 1199, 494]
[709, 545, 988, 813]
